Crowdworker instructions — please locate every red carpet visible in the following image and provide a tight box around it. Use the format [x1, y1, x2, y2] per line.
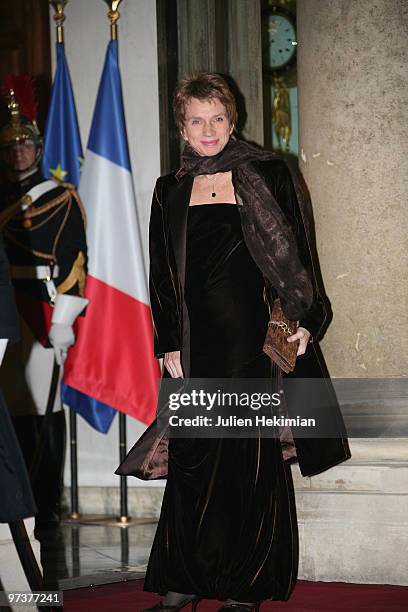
[64, 579, 408, 611]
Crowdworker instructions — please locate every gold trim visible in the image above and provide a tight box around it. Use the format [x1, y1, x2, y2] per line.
[23, 190, 70, 219]
[4, 230, 56, 261]
[59, 180, 75, 190]
[0, 190, 70, 232]
[57, 251, 86, 296]
[269, 319, 295, 336]
[272, 77, 292, 152]
[2, 192, 70, 262]
[52, 196, 71, 258]
[0, 199, 24, 229]
[70, 188, 87, 229]
[104, 0, 123, 40]
[21, 201, 68, 232]
[49, 1, 68, 44]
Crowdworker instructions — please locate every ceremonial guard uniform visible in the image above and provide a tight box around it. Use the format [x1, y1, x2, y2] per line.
[0, 168, 87, 343]
[0, 89, 88, 527]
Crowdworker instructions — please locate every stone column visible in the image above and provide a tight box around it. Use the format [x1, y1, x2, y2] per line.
[295, 1, 408, 586]
[297, 0, 408, 377]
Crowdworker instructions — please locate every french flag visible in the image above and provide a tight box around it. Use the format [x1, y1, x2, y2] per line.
[63, 40, 160, 433]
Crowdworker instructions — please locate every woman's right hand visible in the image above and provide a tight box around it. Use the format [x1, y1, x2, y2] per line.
[164, 351, 184, 378]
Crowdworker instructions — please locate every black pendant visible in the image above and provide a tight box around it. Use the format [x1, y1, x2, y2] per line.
[211, 192, 216, 198]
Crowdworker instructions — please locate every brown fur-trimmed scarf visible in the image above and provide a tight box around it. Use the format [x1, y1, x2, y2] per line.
[177, 137, 314, 320]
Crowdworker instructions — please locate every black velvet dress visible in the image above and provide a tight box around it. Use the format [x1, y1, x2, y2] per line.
[144, 204, 298, 602]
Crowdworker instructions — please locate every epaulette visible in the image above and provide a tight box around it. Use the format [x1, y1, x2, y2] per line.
[46, 178, 86, 228]
[43, 179, 86, 227]
[48, 176, 76, 191]
[0, 188, 69, 230]
[60, 180, 76, 191]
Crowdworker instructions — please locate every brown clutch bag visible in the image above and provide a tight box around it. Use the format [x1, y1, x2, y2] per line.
[263, 298, 299, 374]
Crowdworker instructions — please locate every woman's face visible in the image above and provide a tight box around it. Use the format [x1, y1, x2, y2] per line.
[182, 97, 233, 157]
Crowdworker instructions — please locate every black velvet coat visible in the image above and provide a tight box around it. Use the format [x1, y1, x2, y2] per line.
[149, 158, 351, 477]
[0, 233, 18, 342]
[0, 234, 36, 521]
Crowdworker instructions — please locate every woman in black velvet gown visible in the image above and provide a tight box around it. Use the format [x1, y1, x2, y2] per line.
[142, 73, 350, 611]
[145, 205, 298, 609]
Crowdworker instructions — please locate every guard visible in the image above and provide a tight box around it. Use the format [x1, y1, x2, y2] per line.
[0, 88, 88, 529]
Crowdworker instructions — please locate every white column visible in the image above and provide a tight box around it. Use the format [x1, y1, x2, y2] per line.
[297, 0, 408, 377]
[295, 0, 408, 585]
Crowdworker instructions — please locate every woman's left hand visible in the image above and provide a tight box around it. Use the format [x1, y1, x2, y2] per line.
[287, 326, 311, 356]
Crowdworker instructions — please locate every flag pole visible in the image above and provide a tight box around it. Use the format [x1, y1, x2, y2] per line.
[50, 1, 67, 44]
[104, 0, 130, 526]
[118, 413, 130, 525]
[104, 0, 123, 41]
[49, 0, 81, 522]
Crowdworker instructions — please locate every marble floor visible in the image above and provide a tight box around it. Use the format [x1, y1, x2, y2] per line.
[36, 516, 157, 590]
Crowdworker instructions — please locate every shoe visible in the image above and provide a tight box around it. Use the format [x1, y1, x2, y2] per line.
[143, 595, 201, 611]
[217, 604, 260, 612]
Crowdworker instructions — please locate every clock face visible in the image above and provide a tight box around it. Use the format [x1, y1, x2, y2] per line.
[263, 12, 296, 71]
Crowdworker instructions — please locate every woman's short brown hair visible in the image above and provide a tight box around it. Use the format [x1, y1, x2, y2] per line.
[173, 72, 238, 132]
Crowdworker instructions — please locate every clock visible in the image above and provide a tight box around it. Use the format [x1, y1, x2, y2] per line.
[262, 5, 297, 78]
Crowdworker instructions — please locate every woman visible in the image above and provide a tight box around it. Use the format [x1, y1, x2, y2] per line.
[142, 73, 350, 611]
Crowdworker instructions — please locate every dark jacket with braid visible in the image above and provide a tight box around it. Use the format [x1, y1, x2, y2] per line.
[0, 170, 87, 341]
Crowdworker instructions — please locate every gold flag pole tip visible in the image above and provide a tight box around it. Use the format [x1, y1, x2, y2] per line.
[49, 1, 68, 44]
[104, 0, 123, 41]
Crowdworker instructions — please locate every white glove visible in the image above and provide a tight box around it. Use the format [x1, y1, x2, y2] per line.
[0, 339, 8, 367]
[49, 294, 89, 365]
[48, 323, 75, 365]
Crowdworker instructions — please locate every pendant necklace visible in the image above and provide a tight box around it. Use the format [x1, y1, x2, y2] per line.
[205, 173, 217, 198]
